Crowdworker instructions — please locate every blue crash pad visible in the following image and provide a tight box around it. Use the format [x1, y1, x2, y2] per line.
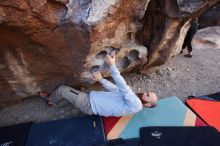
[26, 116, 105, 146]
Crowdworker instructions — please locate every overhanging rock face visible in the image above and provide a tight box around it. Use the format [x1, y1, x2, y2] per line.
[69, 0, 150, 84]
[0, 0, 219, 106]
[0, 0, 150, 105]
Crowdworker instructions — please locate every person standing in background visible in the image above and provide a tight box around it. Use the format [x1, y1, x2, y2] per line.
[180, 17, 199, 58]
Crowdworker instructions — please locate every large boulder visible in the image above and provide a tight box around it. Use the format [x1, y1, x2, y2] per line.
[192, 26, 220, 50]
[0, 0, 219, 106]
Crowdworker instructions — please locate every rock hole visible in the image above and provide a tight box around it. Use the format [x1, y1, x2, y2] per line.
[89, 65, 100, 73]
[108, 46, 120, 56]
[127, 32, 133, 40]
[95, 51, 108, 59]
[128, 50, 140, 62]
[121, 57, 130, 69]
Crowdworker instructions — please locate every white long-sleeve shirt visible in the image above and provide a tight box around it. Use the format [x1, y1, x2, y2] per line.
[89, 64, 142, 117]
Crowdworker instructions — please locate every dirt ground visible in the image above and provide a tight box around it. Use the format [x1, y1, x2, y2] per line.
[0, 31, 220, 127]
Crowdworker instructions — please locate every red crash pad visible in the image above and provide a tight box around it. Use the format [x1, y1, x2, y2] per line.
[186, 98, 220, 132]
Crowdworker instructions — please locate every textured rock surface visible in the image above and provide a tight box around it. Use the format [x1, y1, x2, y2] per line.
[0, 0, 90, 106]
[0, 0, 219, 106]
[78, 0, 150, 83]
